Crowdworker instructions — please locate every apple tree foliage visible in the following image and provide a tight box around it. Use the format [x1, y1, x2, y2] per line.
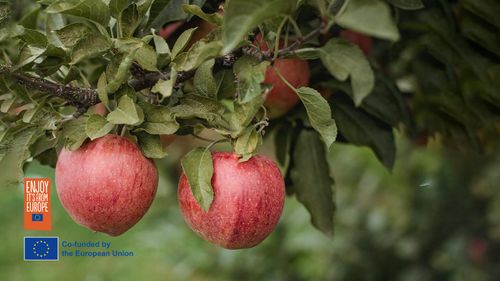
[0, 0, 498, 235]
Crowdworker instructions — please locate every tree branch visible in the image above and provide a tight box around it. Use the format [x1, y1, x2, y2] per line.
[0, 65, 100, 108]
[0, 27, 320, 115]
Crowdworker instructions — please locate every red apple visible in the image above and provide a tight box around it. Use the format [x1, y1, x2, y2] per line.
[339, 30, 373, 56]
[55, 134, 158, 236]
[263, 59, 310, 118]
[256, 35, 311, 118]
[178, 152, 285, 249]
[93, 102, 107, 116]
[159, 21, 184, 39]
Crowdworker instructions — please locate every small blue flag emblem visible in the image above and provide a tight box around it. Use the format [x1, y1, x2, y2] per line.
[24, 237, 59, 261]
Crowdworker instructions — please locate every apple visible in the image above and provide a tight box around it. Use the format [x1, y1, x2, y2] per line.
[55, 134, 158, 236]
[178, 152, 285, 249]
[256, 35, 311, 118]
[339, 30, 373, 56]
[159, 21, 184, 39]
[93, 102, 107, 116]
[263, 59, 310, 118]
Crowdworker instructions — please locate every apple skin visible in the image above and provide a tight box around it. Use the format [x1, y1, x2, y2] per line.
[55, 134, 158, 236]
[264, 59, 310, 118]
[339, 30, 373, 56]
[93, 102, 107, 116]
[178, 152, 285, 249]
[255, 35, 311, 118]
[159, 21, 184, 39]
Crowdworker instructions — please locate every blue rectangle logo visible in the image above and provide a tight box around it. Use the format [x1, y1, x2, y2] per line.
[24, 237, 59, 261]
[31, 213, 44, 222]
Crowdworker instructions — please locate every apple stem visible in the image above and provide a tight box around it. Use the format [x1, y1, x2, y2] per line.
[207, 138, 229, 150]
[191, 134, 217, 143]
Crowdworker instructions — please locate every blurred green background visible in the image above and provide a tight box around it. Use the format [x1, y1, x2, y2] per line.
[1, 135, 499, 281]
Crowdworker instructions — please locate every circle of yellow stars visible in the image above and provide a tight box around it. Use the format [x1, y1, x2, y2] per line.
[32, 240, 50, 258]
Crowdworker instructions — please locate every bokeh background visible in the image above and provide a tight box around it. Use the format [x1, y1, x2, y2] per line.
[1, 133, 499, 281]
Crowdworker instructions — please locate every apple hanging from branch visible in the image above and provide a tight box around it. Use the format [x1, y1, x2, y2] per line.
[178, 152, 285, 249]
[55, 135, 158, 236]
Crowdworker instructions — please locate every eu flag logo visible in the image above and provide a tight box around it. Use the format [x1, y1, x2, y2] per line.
[24, 237, 59, 261]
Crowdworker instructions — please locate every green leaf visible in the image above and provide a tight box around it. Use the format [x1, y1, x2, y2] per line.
[54, 23, 92, 47]
[85, 114, 114, 140]
[171, 27, 197, 59]
[136, 132, 168, 158]
[337, 0, 400, 41]
[233, 128, 261, 162]
[71, 34, 111, 64]
[222, 0, 296, 54]
[34, 45, 69, 76]
[460, 14, 500, 58]
[97, 72, 109, 106]
[0, 2, 11, 25]
[107, 95, 144, 125]
[46, 0, 111, 26]
[233, 55, 269, 103]
[173, 40, 223, 71]
[182, 4, 222, 25]
[229, 95, 265, 136]
[136, 121, 179, 135]
[461, 0, 500, 29]
[114, 38, 158, 71]
[19, 29, 48, 47]
[136, 0, 154, 16]
[328, 76, 410, 127]
[331, 94, 396, 169]
[109, 0, 128, 18]
[138, 102, 180, 134]
[326, 0, 348, 16]
[294, 87, 337, 148]
[16, 45, 45, 69]
[214, 69, 237, 99]
[134, 43, 158, 71]
[290, 129, 335, 236]
[0, 125, 41, 188]
[181, 147, 214, 211]
[60, 117, 89, 150]
[120, 3, 142, 37]
[153, 33, 171, 67]
[386, 0, 424, 10]
[106, 51, 135, 93]
[274, 122, 293, 169]
[153, 33, 171, 55]
[151, 78, 174, 98]
[319, 39, 375, 105]
[1, 96, 15, 113]
[147, 0, 180, 29]
[30, 134, 57, 159]
[147, 0, 205, 29]
[22, 99, 46, 123]
[171, 94, 226, 124]
[193, 59, 217, 98]
[19, 5, 41, 29]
